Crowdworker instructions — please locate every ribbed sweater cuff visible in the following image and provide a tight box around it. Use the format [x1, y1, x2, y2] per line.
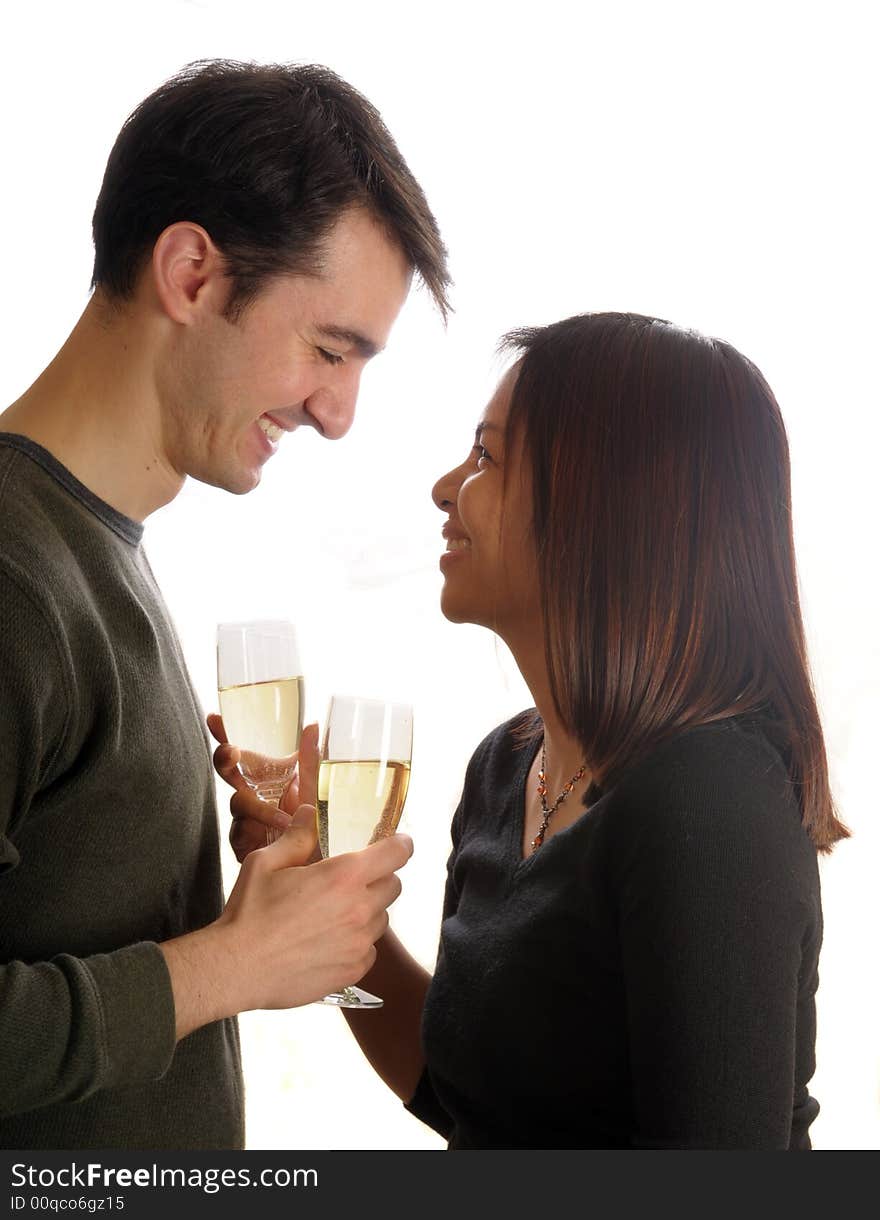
[83, 942, 177, 1088]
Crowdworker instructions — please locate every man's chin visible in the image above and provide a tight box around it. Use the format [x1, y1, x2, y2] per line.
[228, 470, 263, 495]
[198, 464, 263, 496]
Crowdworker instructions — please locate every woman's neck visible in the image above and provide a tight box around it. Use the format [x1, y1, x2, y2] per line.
[503, 626, 591, 789]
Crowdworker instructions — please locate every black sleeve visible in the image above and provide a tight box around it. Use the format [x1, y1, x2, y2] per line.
[401, 728, 489, 1142]
[403, 1067, 454, 1140]
[609, 748, 817, 1149]
[403, 720, 531, 1143]
[401, 793, 464, 1140]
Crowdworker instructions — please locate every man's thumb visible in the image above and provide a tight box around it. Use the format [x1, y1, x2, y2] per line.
[274, 803, 319, 864]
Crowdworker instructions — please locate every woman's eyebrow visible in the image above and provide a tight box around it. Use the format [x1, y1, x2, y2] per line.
[474, 421, 503, 441]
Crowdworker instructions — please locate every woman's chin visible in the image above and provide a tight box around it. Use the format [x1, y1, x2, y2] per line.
[438, 589, 471, 625]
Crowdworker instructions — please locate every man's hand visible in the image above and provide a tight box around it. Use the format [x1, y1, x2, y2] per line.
[217, 824, 412, 1012]
[163, 709, 414, 1037]
[160, 819, 413, 1037]
[207, 712, 320, 862]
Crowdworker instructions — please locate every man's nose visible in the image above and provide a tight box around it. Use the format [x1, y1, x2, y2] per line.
[304, 377, 360, 441]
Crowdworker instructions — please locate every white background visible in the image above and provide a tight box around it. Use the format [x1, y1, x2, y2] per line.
[1, 0, 877, 1150]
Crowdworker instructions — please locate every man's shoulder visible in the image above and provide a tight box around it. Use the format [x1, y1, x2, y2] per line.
[0, 434, 68, 535]
[1, 439, 76, 585]
[0, 437, 116, 647]
[0, 434, 143, 551]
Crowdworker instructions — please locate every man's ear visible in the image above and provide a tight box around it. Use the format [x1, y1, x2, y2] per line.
[151, 222, 227, 323]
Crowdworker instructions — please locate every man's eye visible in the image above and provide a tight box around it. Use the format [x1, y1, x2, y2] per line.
[318, 348, 344, 366]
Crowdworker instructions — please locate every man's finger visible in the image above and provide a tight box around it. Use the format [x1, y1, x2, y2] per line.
[278, 724, 316, 816]
[264, 804, 319, 866]
[342, 833, 414, 884]
[298, 722, 320, 809]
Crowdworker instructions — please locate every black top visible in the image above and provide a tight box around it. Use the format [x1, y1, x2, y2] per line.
[406, 713, 822, 1149]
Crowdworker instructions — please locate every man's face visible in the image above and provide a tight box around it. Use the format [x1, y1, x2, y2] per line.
[161, 207, 413, 494]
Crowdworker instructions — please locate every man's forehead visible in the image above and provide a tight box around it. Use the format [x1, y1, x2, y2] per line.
[320, 205, 412, 270]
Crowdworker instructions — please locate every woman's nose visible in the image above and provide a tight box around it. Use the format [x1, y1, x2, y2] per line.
[431, 464, 460, 510]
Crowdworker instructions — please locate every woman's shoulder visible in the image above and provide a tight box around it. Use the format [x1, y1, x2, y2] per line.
[600, 715, 814, 865]
[594, 717, 821, 929]
[465, 708, 539, 767]
[455, 709, 539, 800]
[614, 715, 788, 796]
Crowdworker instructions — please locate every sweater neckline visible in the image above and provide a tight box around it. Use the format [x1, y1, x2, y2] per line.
[507, 727, 610, 873]
[0, 432, 144, 546]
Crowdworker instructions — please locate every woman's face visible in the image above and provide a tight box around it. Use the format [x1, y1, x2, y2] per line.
[431, 366, 541, 638]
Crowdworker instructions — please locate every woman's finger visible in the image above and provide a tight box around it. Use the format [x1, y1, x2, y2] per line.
[206, 712, 228, 745]
[230, 819, 270, 862]
[230, 786, 293, 831]
[212, 741, 249, 792]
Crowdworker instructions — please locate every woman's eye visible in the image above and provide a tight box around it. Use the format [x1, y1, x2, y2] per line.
[475, 444, 490, 465]
[318, 348, 344, 366]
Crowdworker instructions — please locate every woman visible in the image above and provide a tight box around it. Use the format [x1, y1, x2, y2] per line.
[215, 311, 847, 1149]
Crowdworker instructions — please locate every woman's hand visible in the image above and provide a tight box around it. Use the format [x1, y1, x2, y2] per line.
[207, 713, 321, 863]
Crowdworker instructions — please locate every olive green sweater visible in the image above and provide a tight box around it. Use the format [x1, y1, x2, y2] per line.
[0, 434, 243, 1149]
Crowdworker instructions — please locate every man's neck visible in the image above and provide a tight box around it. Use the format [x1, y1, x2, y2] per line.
[0, 294, 184, 522]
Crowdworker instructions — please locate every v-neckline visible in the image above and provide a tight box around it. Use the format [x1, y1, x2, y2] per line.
[509, 731, 606, 875]
[510, 732, 544, 870]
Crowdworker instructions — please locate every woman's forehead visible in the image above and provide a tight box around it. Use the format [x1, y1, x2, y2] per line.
[482, 364, 519, 425]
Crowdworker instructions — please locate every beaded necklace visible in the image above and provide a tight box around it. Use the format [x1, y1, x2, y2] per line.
[531, 740, 588, 852]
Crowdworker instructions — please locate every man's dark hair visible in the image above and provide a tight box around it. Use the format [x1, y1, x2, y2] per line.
[91, 59, 450, 319]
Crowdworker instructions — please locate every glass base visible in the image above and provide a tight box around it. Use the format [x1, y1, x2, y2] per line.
[319, 985, 383, 1009]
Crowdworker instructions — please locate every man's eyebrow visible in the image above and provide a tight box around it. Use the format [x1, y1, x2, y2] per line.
[315, 325, 381, 359]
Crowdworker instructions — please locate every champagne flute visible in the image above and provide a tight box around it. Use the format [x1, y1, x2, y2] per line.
[317, 694, 413, 1009]
[216, 620, 305, 844]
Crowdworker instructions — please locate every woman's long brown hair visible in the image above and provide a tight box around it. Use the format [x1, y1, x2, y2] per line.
[503, 312, 847, 852]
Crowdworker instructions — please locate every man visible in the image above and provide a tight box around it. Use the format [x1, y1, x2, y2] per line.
[0, 59, 450, 1149]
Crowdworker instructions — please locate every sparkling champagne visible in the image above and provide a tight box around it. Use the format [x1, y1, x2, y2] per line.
[218, 675, 304, 799]
[317, 759, 411, 858]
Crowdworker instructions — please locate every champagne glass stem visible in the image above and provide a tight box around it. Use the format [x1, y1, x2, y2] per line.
[256, 785, 286, 845]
